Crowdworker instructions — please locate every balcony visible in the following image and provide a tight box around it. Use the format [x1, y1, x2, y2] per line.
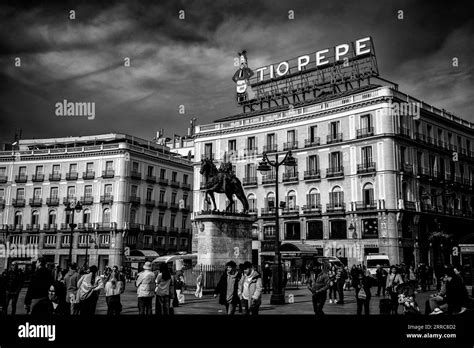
[0, 175, 7, 183]
[168, 227, 179, 234]
[100, 195, 113, 204]
[404, 200, 416, 211]
[26, 224, 40, 231]
[357, 162, 376, 175]
[244, 148, 258, 157]
[201, 153, 215, 161]
[304, 169, 321, 181]
[282, 206, 299, 216]
[128, 223, 141, 231]
[83, 171, 95, 180]
[170, 181, 180, 188]
[146, 175, 156, 183]
[66, 172, 78, 180]
[260, 208, 276, 216]
[129, 195, 141, 205]
[355, 201, 377, 211]
[12, 198, 26, 207]
[43, 223, 58, 231]
[80, 196, 94, 205]
[102, 170, 115, 179]
[157, 226, 167, 233]
[31, 174, 45, 182]
[63, 196, 76, 205]
[283, 141, 298, 151]
[15, 175, 28, 183]
[420, 203, 437, 213]
[77, 223, 93, 230]
[131, 171, 142, 180]
[356, 127, 374, 139]
[326, 166, 344, 178]
[96, 222, 116, 230]
[327, 133, 343, 144]
[302, 204, 322, 214]
[170, 202, 180, 211]
[181, 183, 191, 190]
[158, 178, 168, 186]
[49, 173, 61, 181]
[415, 132, 425, 142]
[29, 198, 43, 207]
[180, 228, 191, 234]
[60, 223, 69, 230]
[400, 163, 413, 174]
[262, 175, 276, 185]
[43, 240, 57, 249]
[282, 172, 299, 183]
[243, 177, 258, 186]
[14, 224, 23, 231]
[326, 203, 346, 213]
[248, 207, 258, 215]
[304, 138, 321, 148]
[397, 127, 410, 138]
[145, 199, 155, 208]
[157, 201, 168, 209]
[263, 144, 278, 153]
[144, 225, 154, 232]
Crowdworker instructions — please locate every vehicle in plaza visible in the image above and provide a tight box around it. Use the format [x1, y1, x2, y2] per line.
[315, 256, 344, 269]
[365, 253, 390, 277]
[152, 252, 197, 272]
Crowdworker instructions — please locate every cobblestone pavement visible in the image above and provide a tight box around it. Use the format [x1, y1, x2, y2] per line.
[9, 284, 437, 315]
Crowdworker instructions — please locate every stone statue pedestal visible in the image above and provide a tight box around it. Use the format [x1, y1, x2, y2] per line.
[194, 213, 256, 267]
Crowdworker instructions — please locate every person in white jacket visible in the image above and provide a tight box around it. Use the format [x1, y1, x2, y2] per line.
[135, 262, 156, 315]
[238, 262, 263, 315]
[77, 265, 103, 315]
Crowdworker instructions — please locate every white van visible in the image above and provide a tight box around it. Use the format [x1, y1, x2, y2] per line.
[365, 254, 390, 277]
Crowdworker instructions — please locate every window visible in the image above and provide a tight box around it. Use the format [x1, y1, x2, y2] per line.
[204, 143, 213, 158]
[285, 222, 300, 240]
[44, 235, 56, 246]
[183, 194, 188, 206]
[84, 185, 92, 197]
[307, 188, 320, 206]
[308, 155, 319, 171]
[132, 162, 139, 172]
[309, 126, 318, 142]
[330, 220, 347, 239]
[286, 190, 296, 209]
[0, 188, 4, 199]
[158, 213, 164, 227]
[245, 163, 256, 178]
[14, 211, 22, 225]
[362, 218, 379, 238]
[287, 130, 295, 143]
[16, 188, 25, 200]
[103, 208, 111, 223]
[35, 166, 43, 175]
[104, 184, 112, 197]
[144, 235, 152, 246]
[170, 214, 176, 228]
[360, 114, 372, 129]
[183, 174, 188, 185]
[86, 162, 94, 173]
[0, 167, 6, 176]
[145, 211, 152, 225]
[228, 140, 237, 151]
[48, 210, 56, 225]
[171, 192, 177, 204]
[147, 166, 154, 176]
[160, 169, 166, 179]
[329, 121, 340, 137]
[50, 187, 58, 199]
[362, 183, 374, 204]
[247, 194, 256, 212]
[130, 209, 136, 224]
[266, 192, 275, 209]
[78, 235, 90, 245]
[157, 236, 165, 247]
[70, 163, 77, 173]
[19, 166, 26, 175]
[329, 152, 342, 169]
[361, 146, 373, 165]
[61, 235, 71, 245]
[33, 188, 41, 199]
[67, 186, 75, 198]
[429, 155, 436, 175]
[11, 235, 22, 244]
[329, 186, 344, 206]
[65, 210, 72, 224]
[51, 165, 60, 175]
[146, 188, 153, 201]
[267, 133, 275, 146]
[172, 171, 177, 182]
[159, 190, 165, 202]
[83, 209, 91, 224]
[131, 185, 138, 197]
[182, 215, 188, 229]
[169, 237, 177, 247]
[105, 161, 113, 171]
[400, 146, 407, 165]
[180, 238, 188, 248]
[263, 226, 275, 240]
[307, 221, 323, 240]
[100, 234, 110, 245]
[27, 235, 39, 245]
[31, 210, 39, 225]
[247, 136, 256, 149]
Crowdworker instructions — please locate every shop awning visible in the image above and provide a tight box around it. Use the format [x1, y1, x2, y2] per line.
[280, 242, 322, 258]
[125, 250, 160, 261]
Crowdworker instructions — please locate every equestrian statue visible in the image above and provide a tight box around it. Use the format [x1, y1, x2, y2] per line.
[199, 157, 249, 214]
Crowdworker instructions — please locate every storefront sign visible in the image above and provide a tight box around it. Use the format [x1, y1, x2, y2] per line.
[460, 244, 474, 254]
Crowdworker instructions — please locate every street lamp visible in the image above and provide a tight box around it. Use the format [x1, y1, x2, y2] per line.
[84, 237, 95, 269]
[65, 201, 83, 266]
[257, 150, 297, 305]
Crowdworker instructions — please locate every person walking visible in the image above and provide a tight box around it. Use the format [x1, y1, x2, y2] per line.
[335, 266, 346, 304]
[105, 269, 124, 315]
[353, 269, 372, 315]
[175, 270, 185, 305]
[386, 266, 403, 314]
[64, 263, 80, 315]
[307, 262, 330, 315]
[214, 261, 241, 315]
[24, 258, 54, 314]
[77, 265, 103, 315]
[4, 262, 23, 315]
[238, 262, 262, 315]
[262, 263, 272, 294]
[155, 263, 175, 315]
[327, 266, 337, 304]
[375, 265, 388, 297]
[195, 271, 203, 298]
[135, 261, 155, 315]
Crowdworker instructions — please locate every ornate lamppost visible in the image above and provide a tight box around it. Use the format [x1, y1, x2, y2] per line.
[65, 201, 83, 266]
[257, 150, 297, 305]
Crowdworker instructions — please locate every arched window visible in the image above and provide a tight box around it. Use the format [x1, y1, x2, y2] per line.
[329, 186, 343, 207]
[362, 183, 374, 205]
[266, 192, 275, 209]
[130, 209, 136, 224]
[402, 182, 410, 201]
[286, 190, 296, 209]
[31, 210, 39, 225]
[14, 211, 22, 226]
[247, 194, 256, 212]
[48, 210, 56, 225]
[83, 209, 91, 224]
[307, 188, 320, 207]
[103, 208, 111, 223]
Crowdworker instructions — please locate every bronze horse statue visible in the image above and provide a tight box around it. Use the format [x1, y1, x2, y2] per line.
[199, 158, 249, 213]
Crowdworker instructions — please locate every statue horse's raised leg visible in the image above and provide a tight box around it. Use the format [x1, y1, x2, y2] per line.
[207, 190, 218, 211]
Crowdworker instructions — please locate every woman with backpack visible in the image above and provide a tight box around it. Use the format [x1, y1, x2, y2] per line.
[155, 263, 175, 315]
[386, 266, 404, 314]
[353, 269, 372, 315]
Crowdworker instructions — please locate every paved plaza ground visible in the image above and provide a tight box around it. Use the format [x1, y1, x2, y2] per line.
[8, 283, 442, 315]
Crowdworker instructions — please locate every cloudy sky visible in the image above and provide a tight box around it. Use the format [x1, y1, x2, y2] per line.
[0, 0, 473, 143]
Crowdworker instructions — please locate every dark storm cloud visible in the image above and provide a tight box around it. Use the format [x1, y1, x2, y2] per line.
[0, 0, 473, 142]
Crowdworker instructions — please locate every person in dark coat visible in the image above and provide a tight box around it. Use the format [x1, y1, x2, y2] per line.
[375, 265, 388, 296]
[262, 263, 272, 294]
[353, 269, 372, 315]
[0, 271, 6, 313]
[213, 261, 241, 315]
[24, 258, 54, 314]
[4, 263, 23, 315]
[307, 262, 330, 315]
[31, 281, 69, 315]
